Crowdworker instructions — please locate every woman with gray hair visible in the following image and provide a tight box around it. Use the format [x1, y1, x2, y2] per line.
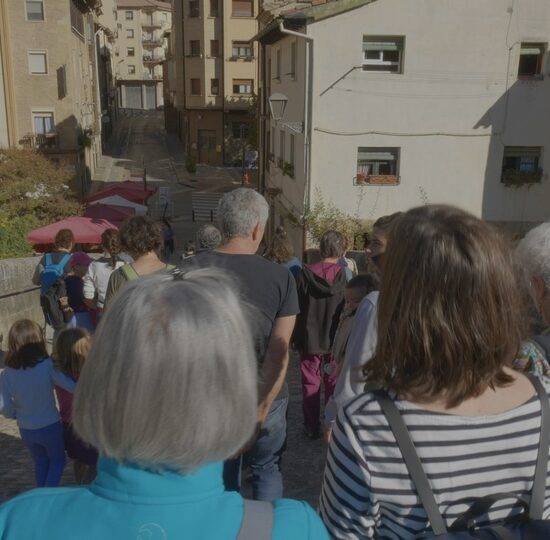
[515, 222, 550, 377]
[0, 271, 328, 540]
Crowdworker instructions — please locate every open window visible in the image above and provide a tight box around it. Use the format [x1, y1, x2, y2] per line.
[356, 148, 400, 185]
[362, 36, 404, 73]
[518, 43, 546, 79]
[501, 147, 543, 186]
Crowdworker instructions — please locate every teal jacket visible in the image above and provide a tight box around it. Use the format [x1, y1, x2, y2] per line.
[0, 458, 329, 540]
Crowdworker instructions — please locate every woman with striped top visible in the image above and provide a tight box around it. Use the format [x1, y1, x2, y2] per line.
[320, 205, 550, 539]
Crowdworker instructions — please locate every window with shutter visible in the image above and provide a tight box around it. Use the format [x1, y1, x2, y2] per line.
[233, 79, 253, 95]
[191, 78, 201, 95]
[211, 78, 219, 95]
[232, 0, 253, 17]
[501, 146, 543, 185]
[210, 0, 219, 17]
[232, 41, 252, 59]
[356, 147, 400, 185]
[518, 43, 546, 78]
[190, 40, 200, 56]
[189, 0, 199, 17]
[26, 1, 44, 21]
[210, 40, 220, 57]
[362, 36, 404, 73]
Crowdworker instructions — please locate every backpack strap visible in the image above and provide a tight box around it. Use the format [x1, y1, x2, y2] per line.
[374, 390, 448, 536]
[237, 500, 273, 540]
[44, 253, 52, 267]
[121, 264, 140, 281]
[58, 253, 71, 270]
[527, 374, 550, 520]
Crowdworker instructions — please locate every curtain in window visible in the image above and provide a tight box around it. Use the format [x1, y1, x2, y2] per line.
[29, 53, 46, 73]
[34, 115, 54, 134]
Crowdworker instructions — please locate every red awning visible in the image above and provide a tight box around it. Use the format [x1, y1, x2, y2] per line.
[27, 216, 119, 245]
[84, 204, 135, 222]
[87, 181, 156, 204]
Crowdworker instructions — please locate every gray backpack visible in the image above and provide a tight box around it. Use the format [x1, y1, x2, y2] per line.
[374, 374, 550, 539]
[237, 500, 273, 540]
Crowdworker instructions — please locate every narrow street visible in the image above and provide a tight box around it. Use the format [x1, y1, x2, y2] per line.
[0, 113, 326, 508]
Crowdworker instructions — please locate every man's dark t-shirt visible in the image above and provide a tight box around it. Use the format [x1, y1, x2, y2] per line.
[181, 251, 299, 397]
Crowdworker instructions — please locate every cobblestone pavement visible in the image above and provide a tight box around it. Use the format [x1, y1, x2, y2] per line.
[0, 357, 326, 507]
[1, 113, 327, 508]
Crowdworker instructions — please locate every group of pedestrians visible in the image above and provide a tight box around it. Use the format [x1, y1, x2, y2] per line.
[1, 187, 550, 539]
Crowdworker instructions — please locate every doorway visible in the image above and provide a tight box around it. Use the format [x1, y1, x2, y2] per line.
[198, 129, 217, 164]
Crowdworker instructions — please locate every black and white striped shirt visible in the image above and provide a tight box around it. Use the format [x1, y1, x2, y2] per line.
[320, 378, 550, 539]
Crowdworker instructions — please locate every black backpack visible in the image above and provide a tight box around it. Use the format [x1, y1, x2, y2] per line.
[374, 375, 550, 539]
[40, 278, 72, 329]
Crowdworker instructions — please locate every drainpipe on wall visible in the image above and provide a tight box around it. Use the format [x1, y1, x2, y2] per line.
[277, 21, 314, 256]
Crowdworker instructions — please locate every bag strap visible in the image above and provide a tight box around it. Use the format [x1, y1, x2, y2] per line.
[526, 374, 549, 520]
[374, 390, 448, 535]
[44, 253, 52, 266]
[237, 500, 273, 540]
[58, 253, 71, 269]
[121, 264, 140, 281]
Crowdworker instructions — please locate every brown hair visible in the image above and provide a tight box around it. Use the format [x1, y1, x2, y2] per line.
[364, 205, 525, 408]
[266, 228, 294, 264]
[5, 320, 48, 369]
[53, 328, 91, 380]
[119, 216, 162, 258]
[373, 212, 403, 234]
[54, 229, 74, 250]
[320, 230, 346, 259]
[101, 229, 121, 269]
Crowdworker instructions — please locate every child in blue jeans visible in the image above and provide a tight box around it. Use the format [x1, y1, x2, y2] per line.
[0, 319, 76, 487]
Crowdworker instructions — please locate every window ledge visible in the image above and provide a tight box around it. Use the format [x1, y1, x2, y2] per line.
[355, 174, 400, 186]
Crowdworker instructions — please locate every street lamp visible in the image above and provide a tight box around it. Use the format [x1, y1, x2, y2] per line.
[268, 92, 303, 134]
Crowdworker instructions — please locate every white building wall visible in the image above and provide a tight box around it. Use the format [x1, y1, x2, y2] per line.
[0, 36, 9, 147]
[307, 0, 550, 225]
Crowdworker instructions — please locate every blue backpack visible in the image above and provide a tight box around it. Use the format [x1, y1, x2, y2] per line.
[40, 253, 71, 294]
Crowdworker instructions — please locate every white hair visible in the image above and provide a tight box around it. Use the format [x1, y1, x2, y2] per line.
[217, 188, 269, 240]
[517, 222, 550, 289]
[73, 270, 258, 473]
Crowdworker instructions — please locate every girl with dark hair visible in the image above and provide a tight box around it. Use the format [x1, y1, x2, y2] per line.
[83, 229, 124, 314]
[320, 205, 550, 538]
[0, 320, 75, 487]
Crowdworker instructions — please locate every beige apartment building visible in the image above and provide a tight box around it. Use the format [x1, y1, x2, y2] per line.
[115, 0, 172, 110]
[0, 0, 117, 193]
[169, 0, 259, 166]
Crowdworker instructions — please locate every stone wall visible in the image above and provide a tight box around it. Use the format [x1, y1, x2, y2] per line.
[0, 256, 42, 350]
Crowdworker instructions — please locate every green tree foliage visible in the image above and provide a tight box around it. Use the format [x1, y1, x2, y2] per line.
[0, 149, 82, 258]
[304, 189, 371, 250]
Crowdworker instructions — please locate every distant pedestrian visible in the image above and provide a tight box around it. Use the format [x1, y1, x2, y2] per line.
[183, 240, 196, 258]
[196, 223, 222, 253]
[294, 230, 348, 439]
[181, 188, 299, 502]
[265, 227, 302, 278]
[0, 320, 75, 487]
[53, 328, 97, 484]
[32, 229, 75, 342]
[162, 218, 175, 261]
[83, 229, 124, 315]
[104, 216, 174, 308]
[65, 252, 94, 332]
[324, 272, 379, 438]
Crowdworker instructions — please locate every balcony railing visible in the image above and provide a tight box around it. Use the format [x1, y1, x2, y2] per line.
[142, 37, 163, 47]
[141, 17, 162, 29]
[19, 132, 59, 151]
[143, 53, 165, 63]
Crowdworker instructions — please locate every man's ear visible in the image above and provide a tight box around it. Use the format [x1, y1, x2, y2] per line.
[252, 221, 262, 242]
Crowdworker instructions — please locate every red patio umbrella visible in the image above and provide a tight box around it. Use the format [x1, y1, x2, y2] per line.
[87, 182, 157, 205]
[27, 216, 119, 246]
[84, 203, 135, 222]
